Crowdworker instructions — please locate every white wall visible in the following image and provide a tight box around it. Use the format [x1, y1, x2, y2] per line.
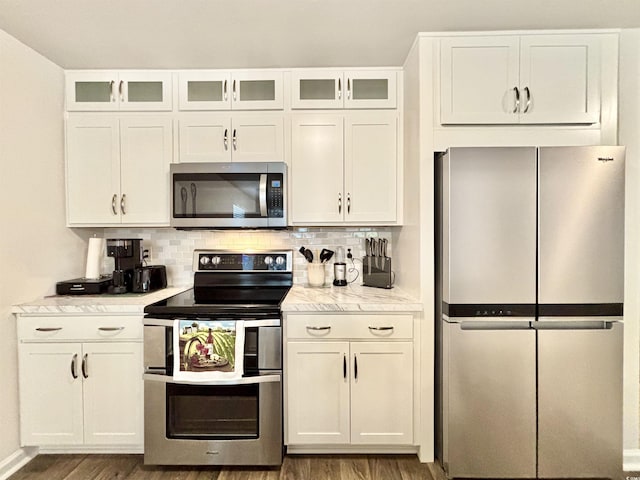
[0, 30, 91, 464]
[619, 28, 640, 461]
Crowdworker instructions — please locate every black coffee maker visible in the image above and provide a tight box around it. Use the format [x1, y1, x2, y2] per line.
[106, 239, 143, 294]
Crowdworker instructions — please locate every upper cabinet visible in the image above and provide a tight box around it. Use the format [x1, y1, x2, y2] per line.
[66, 71, 173, 111]
[291, 70, 397, 109]
[66, 115, 172, 226]
[440, 34, 600, 125]
[291, 112, 398, 225]
[178, 71, 284, 110]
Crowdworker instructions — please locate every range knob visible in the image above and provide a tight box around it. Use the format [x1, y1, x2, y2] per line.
[264, 256, 274, 265]
[275, 256, 285, 266]
[211, 256, 221, 266]
[200, 256, 210, 265]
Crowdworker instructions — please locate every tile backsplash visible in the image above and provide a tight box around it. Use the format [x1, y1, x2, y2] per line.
[103, 227, 393, 287]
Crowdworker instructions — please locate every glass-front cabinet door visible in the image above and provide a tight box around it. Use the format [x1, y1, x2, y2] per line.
[291, 71, 344, 109]
[66, 71, 173, 111]
[344, 70, 397, 109]
[231, 72, 284, 110]
[178, 72, 232, 110]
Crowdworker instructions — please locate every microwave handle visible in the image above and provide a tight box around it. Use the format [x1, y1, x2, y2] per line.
[259, 174, 268, 217]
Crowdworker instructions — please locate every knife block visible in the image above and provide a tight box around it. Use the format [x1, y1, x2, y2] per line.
[362, 256, 393, 289]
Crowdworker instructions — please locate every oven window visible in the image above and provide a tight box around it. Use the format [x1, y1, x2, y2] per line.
[166, 383, 259, 439]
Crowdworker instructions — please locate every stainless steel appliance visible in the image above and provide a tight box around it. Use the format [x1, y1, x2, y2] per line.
[436, 146, 624, 479]
[170, 162, 287, 229]
[143, 250, 292, 466]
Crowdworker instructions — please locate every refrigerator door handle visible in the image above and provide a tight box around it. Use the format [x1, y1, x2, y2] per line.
[532, 320, 615, 330]
[460, 320, 532, 331]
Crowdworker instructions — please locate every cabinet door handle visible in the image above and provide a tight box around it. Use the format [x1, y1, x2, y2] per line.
[338, 193, 342, 214]
[232, 129, 237, 151]
[119, 80, 124, 102]
[120, 194, 126, 215]
[347, 78, 351, 100]
[82, 353, 88, 379]
[343, 354, 347, 379]
[368, 326, 394, 331]
[109, 80, 115, 102]
[338, 77, 342, 100]
[513, 86, 520, 113]
[98, 326, 125, 332]
[112, 194, 118, 215]
[523, 86, 531, 113]
[347, 193, 351, 214]
[36, 327, 62, 332]
[233, 79, 237, 101]
[223, 129, 228, 150]
[223, 79, 228, 102]
[71, 354, 78, 379]
[306, 326, 331, 331]
[354, 354, 358, 380]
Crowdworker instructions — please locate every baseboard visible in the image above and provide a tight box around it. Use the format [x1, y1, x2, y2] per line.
[0, 447, 38, 480]
[624, 448, 640, 472]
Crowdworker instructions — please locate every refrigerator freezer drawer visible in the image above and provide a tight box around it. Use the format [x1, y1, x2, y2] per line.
[537, 321, 623, 479]
[443, 321, 537, 478]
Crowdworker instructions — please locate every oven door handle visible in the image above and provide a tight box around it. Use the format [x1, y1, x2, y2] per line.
[259, 174, 268, 217]
[143, 373, 281, 385]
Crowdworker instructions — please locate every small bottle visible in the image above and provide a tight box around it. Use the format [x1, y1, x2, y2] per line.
[206, 327, 214, 358]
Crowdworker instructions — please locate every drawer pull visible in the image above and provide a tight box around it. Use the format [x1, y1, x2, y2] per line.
[368, 326, 394, 331]
[35, 327, 62, 332]
[306, 326, 331, 331]
[98, 327, 125, 332]
[354, 354, 358, 380]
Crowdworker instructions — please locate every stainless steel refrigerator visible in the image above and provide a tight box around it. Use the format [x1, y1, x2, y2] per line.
[435, 146, 624, 479]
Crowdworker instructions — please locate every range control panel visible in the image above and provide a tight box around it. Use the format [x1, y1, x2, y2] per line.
[193, 250, 292, 272]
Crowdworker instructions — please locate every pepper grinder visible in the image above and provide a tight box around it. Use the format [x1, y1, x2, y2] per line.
[333, 246, 347, 287]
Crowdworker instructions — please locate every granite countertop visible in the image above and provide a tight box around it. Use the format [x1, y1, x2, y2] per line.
[12, 286, 190, 315]
[281, 283, 422, 313]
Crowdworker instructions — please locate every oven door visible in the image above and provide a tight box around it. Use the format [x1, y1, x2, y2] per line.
[144, 374, 282, 465]
[170, 162, 286, 228]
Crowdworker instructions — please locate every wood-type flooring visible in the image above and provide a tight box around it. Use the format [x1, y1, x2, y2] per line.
[9, 454, 447, 480]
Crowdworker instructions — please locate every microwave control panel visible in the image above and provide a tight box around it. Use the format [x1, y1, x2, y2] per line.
[267, 174, 284, 218]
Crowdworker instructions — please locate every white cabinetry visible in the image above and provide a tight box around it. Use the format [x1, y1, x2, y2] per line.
[66, 115, 172, 226]
[440, 34, 600, 125]
[66, 71, 173, 111]
[285, 314, 414, 448]
[292, 70, 397, 109]
[177, 113, 284, 163]
[178, 71, 284, 110]
[17, 315, 144, 449]
[291, 112, 397, 225]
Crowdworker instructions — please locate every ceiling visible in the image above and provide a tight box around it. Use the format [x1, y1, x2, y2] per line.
[0, 0, 639, 70]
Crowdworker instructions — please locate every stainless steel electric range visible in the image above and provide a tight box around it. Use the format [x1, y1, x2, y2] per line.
[142, 250, 292, 466]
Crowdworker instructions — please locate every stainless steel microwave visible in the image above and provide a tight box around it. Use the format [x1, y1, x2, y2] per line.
[170, 162, 287, 229]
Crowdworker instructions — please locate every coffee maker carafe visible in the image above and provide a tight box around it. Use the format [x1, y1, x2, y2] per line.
[106, 238, 143, 294]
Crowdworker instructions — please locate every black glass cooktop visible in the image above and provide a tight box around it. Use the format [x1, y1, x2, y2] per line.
[144, 271, 292, 318]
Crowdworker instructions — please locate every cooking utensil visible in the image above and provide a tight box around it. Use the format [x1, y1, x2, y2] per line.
[381, 238, 388, 270]
[320, 248, 335, 263]
[299, 246, 314, 263]
[180, 187, 188, 216]
[190, 183, 197, 217]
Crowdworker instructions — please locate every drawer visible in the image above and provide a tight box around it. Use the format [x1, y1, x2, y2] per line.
[17, 315, 143, 342]
[286, 313, 413, 340]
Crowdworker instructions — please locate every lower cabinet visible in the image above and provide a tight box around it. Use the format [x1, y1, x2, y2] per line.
[17, 315, 144, 448]
[285, 313, 414, 447]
